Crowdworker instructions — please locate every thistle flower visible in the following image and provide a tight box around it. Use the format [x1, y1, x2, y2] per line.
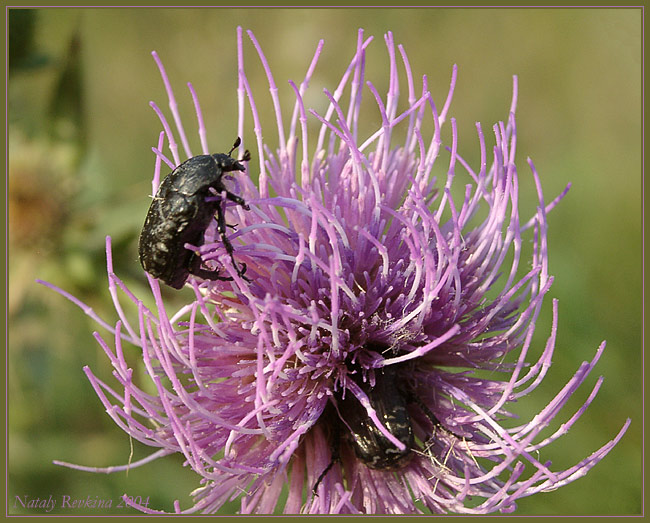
[42, 27, 630, 515]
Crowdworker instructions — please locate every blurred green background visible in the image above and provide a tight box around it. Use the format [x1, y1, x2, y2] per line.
[8, 7, 641, 515]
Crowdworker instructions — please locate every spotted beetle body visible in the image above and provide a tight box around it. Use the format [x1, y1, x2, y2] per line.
[138, 139, 250, 289]
[313, 364, 415, 493]
[338, 365, 414, 469]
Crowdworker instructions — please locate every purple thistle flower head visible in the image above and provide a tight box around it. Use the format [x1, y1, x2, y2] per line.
[42, 27, 629, 514]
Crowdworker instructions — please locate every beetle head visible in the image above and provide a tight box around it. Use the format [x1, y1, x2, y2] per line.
[212, 137, 251, 173]
[212, 153, 247, 173]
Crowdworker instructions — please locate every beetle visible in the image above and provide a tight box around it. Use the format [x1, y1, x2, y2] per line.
[138, 138, 251, 289]
[313, 364, 415, 492]
[338, 365, 414, 469]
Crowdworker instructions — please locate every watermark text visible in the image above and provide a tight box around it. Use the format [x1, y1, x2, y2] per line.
[13, 494, 150, 513]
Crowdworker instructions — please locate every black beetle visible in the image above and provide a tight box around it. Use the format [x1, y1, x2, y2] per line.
[138, 138, 251, 289]
[313, 364, 414, 492]
[338, 365, 414, 469]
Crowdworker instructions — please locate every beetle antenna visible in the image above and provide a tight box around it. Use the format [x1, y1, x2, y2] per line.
[229, 137, 242, 156]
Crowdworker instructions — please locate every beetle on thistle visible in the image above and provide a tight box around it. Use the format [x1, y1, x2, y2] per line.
[338, 365, 415, 469]
[138, 137, 251, 289]
[313, 360, 415, 494]
[312, 341, 458, 495]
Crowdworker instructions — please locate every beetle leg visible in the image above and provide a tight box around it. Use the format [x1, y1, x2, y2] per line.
[419, 399, 443, 430]
[188, 252, 233, 282]
[215, 200, 251, 282]
[407, 389, 467, 444]
[312, 450, 340, 496]
[225, 190, 250, 211]
[312, 421, 342, 496]
[215, 201, 234, 256]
